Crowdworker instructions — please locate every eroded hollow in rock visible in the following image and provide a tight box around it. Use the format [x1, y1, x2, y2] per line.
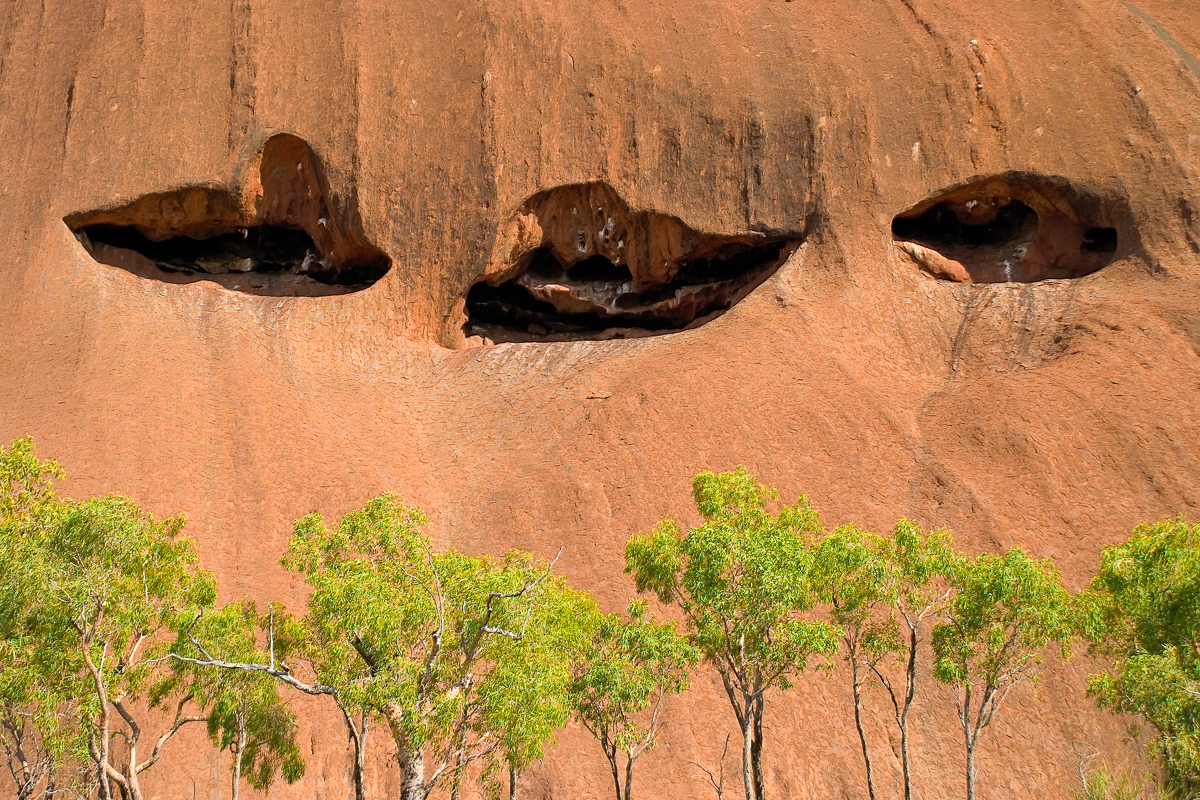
[464, 183, 800, 343]
[64, 134, 390, 296]
[75, 223, 388, 292]
[891, 174, 1121, 283]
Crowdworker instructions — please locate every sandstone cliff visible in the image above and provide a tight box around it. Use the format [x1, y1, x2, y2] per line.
[2, 0, 1199, 796]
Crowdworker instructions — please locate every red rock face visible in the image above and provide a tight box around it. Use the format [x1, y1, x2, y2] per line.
[2, 0, 1199, 797]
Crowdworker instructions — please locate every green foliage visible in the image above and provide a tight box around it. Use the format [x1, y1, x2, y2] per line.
[0, 437, 64, 647]
[29, 493, 219, 799]
[282, 493, 594, 800]
[0, 438, 301, 800]
[570, 599, 698, 799]
[933, 547, 1075, 689]
[1075, 764, 1171, 800]
[933, 546, 1077, 800]
[626, 467, 839, 800]
[626, 468, 839, 693]
[0, 437, 61, 517]
[812, 518, 955, 655]
[0, 438, 79, 799]
[165, 602, 305, 794]
[1088, 518, 1200, 795]
[814, 524, 901, 662]
[888, 519, 958, 616]
[812, 519, 955, 800]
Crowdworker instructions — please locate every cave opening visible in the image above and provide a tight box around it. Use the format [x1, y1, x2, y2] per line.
[891, 179, 1121, 284]
[464, 239, 792, 342]
[567, 255, 634, 284]
[73, 222, 391, 296]
[67, 135, 392, 297]
[891, 200, 1038, 249]
[677, 241, 787, 284]
[1082, 226, 1118, 253]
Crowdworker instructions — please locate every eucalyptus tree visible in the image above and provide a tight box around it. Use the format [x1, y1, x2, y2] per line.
[625, 467, 840, 800]
[1087, 517, 1200, 795]
[570, 599, 698, 800]
[0, 437, 61, 516]
[161, 602, 305, 800]
[0, 439, 210, 800]
[0, 437, 302, 800]
[932, 546, 1076, 800]
[815, 519, 956, 800]
[33, 495, 220, 800]
[0, 438, 77, 800]
[279, 493, 594, 800]
[813, 523, 896, 800]
[870, 519, 956, 800]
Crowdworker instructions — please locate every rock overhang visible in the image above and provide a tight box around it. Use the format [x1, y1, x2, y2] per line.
[31, 0, 1196, 352]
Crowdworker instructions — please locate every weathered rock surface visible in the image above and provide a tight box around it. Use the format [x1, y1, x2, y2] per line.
[1, 0, 1199, 797]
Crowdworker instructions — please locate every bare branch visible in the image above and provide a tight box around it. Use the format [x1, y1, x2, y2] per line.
[466, 549, 562, 661]
[632, 685, 668, 761]
[691, 733, 732, 799]
[160, 613, 337, 696]
[164, 651, 335, 696]
[134, 694, 204, 775]
[110, 700, 140, 747]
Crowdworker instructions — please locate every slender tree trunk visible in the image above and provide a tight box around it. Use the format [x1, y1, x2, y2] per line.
[604, 742, 622, 800]
[337, 702, 369, 800]
[99, 756, 113, 800]
[850, 655, 877, 800]
[901, 625, 918, 800]
[354, 713, 368, 800]
[398, 748, 425, 800]
[741, 711, 755, 800]
[124, 763, 144, 800]
[508, 763, 516, 800]
[750, 697, 765, 800]
[965, 739, 976, 800]
[92, 750, 111, 800]
[960, 684, 975, 800]
[384, 704, 427, 800]
[98, 712, 113, 800]
[231, 713, 246, 800]
[624, 751, 634, 800]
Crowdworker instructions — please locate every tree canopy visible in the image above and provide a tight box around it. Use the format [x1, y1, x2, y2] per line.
[0, 438, 303, 800]
[281, 493, 595, 800]
[5, 438, 1191, 800]
[1088, 517, 1200, 795]
[813, 519, 955, 800]
[0, 438, 74, 800]
[570, 599, 697, 800]
[933, 547, 1077, 800]
[626, 467, 839, 800]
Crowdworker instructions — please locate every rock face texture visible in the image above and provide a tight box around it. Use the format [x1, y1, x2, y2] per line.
[2, 0, 1200, 797]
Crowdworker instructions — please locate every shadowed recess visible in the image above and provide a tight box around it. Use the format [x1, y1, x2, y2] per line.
[64, 135, 390, 297]
[464, 182, 801, 343]
[891, 173, 1122, 283]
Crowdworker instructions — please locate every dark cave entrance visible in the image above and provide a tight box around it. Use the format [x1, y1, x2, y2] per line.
[891, 178, 1121, 283]
[78, 223, 389, 290]
[464, 240, 792, 342]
